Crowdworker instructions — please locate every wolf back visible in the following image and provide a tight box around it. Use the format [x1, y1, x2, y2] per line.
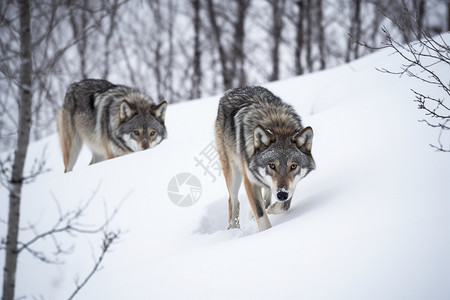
[57, 79, 167, 172]
[215, 86, 315, 232]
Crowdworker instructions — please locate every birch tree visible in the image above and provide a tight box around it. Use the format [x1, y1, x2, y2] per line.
[2, 0, 32, 298]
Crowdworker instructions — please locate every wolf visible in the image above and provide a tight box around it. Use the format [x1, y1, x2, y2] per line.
[214, 86, 315, 232]
[57, 79, 167, 172]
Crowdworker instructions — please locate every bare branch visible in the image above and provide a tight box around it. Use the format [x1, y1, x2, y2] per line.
[365, 4, 450, 153]
[67, 230, 121, 300]
[16, 183, 129, 266]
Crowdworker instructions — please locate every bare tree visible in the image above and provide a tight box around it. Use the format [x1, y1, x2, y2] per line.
[305, 0, 313, 72]
[316, 0, 326, 70]
[233, 0, 251, 87]
[69, 0, 91, 79]
[268, 0, 286, 81]
[346, 0, 362, 62]
[165, 0, 176, 102]
[294, 0, 305, 75]
[1, 2, 126, 298]
[191, 0, 202, 99]
[413, 0, 426, 40]
[206, 0, 232, 90]
[206, 0, 250, 90]
[148, 0, 164, 100]
[447, 0, 450, 32]
[2, 1, 33, 298]
[368, 0, 384, 45]
[374, 4, 450, 152]
[372, 0, 426, 44]
[102, 0, 121, 79]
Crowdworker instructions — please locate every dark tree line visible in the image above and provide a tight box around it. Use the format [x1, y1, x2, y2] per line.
[1, 0, 448, 150]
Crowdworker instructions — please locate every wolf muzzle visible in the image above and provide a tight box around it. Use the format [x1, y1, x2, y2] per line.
[142, 139, 150, 149]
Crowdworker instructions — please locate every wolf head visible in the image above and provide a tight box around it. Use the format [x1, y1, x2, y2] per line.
[251, 126, 315, 202]
[118, 100, 167, 152]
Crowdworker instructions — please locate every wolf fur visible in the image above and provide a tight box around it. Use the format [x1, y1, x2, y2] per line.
[57, 79, 167, 172]
[214, 86, 315, 232]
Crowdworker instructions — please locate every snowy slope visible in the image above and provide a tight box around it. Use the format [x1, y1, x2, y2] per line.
[1, 40, 450, 300]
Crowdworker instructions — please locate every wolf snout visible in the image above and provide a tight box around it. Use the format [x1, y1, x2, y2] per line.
[141, 139, 150, 149]
[276, 190, 289, 201]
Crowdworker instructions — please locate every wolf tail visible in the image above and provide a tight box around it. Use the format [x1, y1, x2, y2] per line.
[57, 109, 82, 173]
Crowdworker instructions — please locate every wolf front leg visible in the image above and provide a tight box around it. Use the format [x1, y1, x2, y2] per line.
[223, 161, 242, 229]
[263, 187, 272, 209]
[242, 168, 272, 232]
[103, 139, 117, 161]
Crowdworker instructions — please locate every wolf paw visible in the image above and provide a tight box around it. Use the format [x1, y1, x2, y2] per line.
[227, 218, 240, 230]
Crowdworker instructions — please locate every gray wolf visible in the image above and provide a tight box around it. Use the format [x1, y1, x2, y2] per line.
[214, 86, 315, 232]
[57, 79, 167, 172]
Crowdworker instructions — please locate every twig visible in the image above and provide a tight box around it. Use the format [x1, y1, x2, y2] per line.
[364, 6, 450, 153]
[67, 230, 121, 300]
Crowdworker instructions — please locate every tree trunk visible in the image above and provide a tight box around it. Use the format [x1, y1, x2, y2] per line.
[206, 0, 232, 90]
[233, 0, 250, 87]
[2, 0, 33, 299]
[346, 0, 361, 62]
[414, 0, 425, 39]
[191, 0, 202, 99]
[447, 0, 450, 32]
[294, 0, 304, 75]
[102, 0, 120, 79]
[269, 0, 285, 81]
[353, 0, 361, 59]
[148, 0, 163, 101]
[69, 0, 89, 79]
[305, 0, 313, 72]
[316, 0, 325, 70]
[166, 0, 176, 102]
[370, 2, 383, 45]
[400, 0, 412, 43]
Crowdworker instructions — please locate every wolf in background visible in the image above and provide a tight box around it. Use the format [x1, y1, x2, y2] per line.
[215, 86, 315, 232]
[57, 79, 167, 172]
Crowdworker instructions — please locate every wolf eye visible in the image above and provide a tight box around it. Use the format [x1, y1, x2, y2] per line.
[150, 130, 156, 136]
[290, 164, 298, 170]
[268, 163, 276, 170]
[133, 130, 140, 136]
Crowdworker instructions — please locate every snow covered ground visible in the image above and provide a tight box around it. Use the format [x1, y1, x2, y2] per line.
[1, 39, 450, 299]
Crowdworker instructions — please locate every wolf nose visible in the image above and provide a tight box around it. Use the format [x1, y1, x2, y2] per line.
[277, 191, 289, 201]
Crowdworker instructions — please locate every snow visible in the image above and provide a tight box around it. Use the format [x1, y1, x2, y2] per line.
[1, 39, 450, 300]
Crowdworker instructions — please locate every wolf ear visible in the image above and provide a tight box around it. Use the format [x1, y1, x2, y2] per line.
[120, 100, 136, 122]
[254, 125, 275, 149]
[153, 101, 167, 123]
[293, 126, 313, 154]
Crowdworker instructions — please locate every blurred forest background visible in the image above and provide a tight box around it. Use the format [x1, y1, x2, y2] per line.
[1, 0, 449, 149]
